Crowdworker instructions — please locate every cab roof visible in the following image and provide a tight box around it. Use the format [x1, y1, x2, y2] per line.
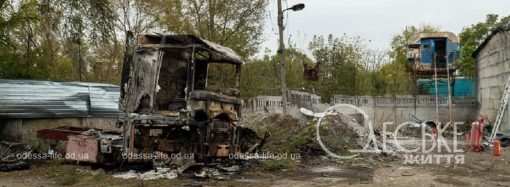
[137, 34, 244, 65]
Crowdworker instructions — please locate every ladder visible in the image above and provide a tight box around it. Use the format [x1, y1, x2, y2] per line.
[489, 76, 510, 143]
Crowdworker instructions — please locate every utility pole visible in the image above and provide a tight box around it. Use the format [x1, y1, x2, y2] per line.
[277, 0, 288, 114]
[78, 38, 82, 81]
[276, 2, 305, 114]
[446, 53, 453, 124]
[77, 23, 83, 82]
[433, 53, 439, 123]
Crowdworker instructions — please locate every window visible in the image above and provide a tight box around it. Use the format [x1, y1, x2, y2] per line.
[206, 63, 240, 93]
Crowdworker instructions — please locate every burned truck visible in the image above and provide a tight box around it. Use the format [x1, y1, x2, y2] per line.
[118, 34, 259, 163]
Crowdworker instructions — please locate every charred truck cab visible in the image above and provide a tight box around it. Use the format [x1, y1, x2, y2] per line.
[119, 34, 249, 162]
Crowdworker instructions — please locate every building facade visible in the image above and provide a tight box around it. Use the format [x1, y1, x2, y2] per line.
[474, 26, 510, 129]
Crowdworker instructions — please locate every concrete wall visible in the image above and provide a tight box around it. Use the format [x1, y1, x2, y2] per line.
[0, 118, 118, 150]
[332, 95, 477, 130]
[476, 30, 510, 130]
[245, 94, 478, 130]
[287, 90, 321, 109]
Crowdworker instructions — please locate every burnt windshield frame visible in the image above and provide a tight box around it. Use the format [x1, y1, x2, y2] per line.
[200, 62, 240, 91]
[190, 48, 241, 92]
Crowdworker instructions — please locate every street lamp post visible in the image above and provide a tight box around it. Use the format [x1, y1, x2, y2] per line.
[277, 1, 304, 114]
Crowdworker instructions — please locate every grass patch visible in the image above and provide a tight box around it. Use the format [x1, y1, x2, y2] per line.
[30, 161, 137, 186]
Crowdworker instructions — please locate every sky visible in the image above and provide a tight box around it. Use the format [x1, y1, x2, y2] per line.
[261, 0, 510, 57]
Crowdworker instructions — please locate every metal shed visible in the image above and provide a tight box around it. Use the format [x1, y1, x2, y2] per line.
[0, 79, 120, 118]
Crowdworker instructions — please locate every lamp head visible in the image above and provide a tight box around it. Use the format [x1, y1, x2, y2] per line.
[288, 3, 305, 11]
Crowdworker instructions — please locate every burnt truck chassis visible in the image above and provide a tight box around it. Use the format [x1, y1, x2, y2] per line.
[34, 34, 263, 166]
[119, 113, 244, 163]
[118, 34, 262, 165]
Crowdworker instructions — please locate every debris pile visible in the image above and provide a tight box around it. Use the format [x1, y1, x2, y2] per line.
[113, 164, 241, 181]
[113, 167, 178, 180]
[317, 113, 366, 155]
[244, 114, 319, 157]
[0, 141, 31, 172]
[244, 112, 368, 159]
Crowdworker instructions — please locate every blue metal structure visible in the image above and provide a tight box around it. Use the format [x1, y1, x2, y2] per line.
[417, 78, 475, 97]
[447, 42, 460, 64]
[420, 38, 435, 64]
[407, 32, 462, 101]
[419, 38, 459, 65]
[407, 32, 460, 74]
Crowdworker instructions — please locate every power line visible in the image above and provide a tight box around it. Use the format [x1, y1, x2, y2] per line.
[266, 1, 278, 36]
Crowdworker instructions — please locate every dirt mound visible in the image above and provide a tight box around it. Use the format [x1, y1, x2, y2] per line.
[243, 113, 366, 159]
[317, 114, 366, 155]
[244, 114, 318, 156]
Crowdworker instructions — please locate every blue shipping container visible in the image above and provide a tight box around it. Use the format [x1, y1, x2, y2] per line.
[417, 78, 475, 97]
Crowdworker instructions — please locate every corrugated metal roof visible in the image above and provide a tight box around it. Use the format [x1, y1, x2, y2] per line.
[411, 32, 459, 43]
[0, 79, 120, 119]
